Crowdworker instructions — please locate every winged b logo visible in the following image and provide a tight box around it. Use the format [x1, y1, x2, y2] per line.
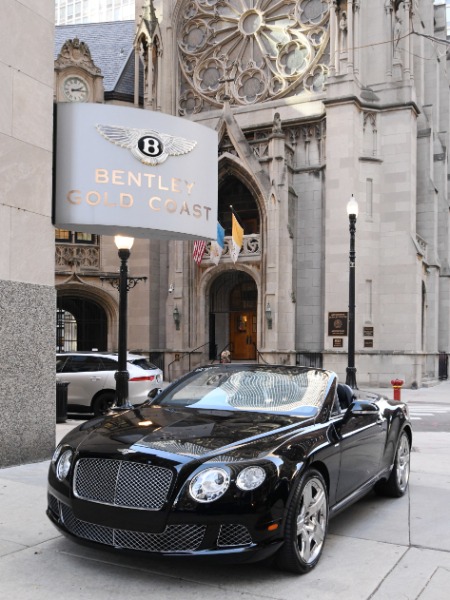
[96, 124, 197, 166]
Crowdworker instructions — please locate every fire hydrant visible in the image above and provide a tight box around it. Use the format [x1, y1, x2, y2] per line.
[391, 378, 404, 401]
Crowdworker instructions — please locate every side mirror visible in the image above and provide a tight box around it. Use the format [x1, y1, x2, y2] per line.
[343, 399, 379, 423]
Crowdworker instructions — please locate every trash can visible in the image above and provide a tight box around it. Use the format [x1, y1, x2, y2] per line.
[56, 381, 69, 423]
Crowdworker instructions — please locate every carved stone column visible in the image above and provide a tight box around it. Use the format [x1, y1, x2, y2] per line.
[346, 0, 354, 73]
[353, 0, 360, 75]
[328, 0, 338, 76]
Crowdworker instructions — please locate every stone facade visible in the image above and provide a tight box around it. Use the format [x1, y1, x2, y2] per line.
[53, 0, 450, 389]
[0, 1, 55, 467]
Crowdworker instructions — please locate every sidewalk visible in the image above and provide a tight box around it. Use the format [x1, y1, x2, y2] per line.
[1, 384, 449, 599]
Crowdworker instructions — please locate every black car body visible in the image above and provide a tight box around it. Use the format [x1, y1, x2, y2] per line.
[47, 364, 412, 574]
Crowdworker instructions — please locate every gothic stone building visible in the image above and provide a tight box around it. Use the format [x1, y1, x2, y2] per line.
[54, 0, 450, 388]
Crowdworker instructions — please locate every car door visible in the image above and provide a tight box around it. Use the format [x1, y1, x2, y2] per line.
[335, 401, 387, 502]
[59, 355, 107, 410]
[98, 356, 119, 390]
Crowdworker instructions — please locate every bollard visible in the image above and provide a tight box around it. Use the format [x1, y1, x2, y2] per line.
[391, 378, 404, 401]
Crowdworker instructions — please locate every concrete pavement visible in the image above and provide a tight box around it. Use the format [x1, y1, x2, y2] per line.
[1, 383, 450, 599]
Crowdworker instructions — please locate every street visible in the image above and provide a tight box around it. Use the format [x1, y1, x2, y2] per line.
[380, 382, 450, 433]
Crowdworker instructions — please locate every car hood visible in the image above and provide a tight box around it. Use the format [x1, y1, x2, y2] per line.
[74, 404, 315, 463]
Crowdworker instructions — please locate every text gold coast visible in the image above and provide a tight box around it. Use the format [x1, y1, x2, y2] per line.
[65, 168, 212, 221]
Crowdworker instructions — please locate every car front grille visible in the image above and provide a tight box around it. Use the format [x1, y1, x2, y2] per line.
[217, 524, 252, 547]
[59, 502, 206, 552]
[48, 494, 253, 553]
[73, 458, 173, 510]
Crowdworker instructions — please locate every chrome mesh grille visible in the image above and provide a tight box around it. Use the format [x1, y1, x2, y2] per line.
[114, 525, 206, 552]
[48, 494, 252, 554]
[217, 524, 252, 547]
[61, 503, 114, 546]
[48, 493, 60, 518]
[74, 458, 173, 510]
[59, 503, 206, 552]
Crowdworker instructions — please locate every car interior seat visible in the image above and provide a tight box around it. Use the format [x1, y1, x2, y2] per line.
[337, 383, 355, 410]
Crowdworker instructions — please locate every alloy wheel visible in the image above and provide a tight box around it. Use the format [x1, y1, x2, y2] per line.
[296, 476, 327, 564]
[395, 433, 410, 493]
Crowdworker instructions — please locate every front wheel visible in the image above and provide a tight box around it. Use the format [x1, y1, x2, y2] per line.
[375, 431, 411, 497]
[275, 469, 328, 574]
[92, 391, 115, 416]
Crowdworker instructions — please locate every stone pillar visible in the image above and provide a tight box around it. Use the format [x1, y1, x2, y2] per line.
[346, 0, 354, 73]
[329, 0, 338, 76]
[134, 45, 140, 106]
[353, 0, 360, 75]
[266, 114, 296, 360]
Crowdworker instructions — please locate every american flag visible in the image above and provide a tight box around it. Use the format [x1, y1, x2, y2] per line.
[192, 240, 207, 265]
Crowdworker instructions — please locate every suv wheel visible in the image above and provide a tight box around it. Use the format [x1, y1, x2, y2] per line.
[92, 392, 115, 416]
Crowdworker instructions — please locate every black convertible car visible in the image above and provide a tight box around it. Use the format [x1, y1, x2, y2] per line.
[47, 364, 411, 574]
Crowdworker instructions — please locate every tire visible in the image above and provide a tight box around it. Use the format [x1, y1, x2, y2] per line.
[375, 431, 410, 497]
[275, 469, 328, 574]
[92, 392, 115, 416]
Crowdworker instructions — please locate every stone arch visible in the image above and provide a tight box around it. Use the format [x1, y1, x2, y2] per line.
[218, 153, 268, 229]
[187, 155, 267, 359]
[56, 282, 118, 351]
[199, 266, 261, 360]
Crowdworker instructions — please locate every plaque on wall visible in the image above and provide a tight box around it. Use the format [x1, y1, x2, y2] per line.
[364, 339, 374, 348]
[328, 312, 348, 336]
[333, 338, 343, 348]
[363, 327, 374, 337]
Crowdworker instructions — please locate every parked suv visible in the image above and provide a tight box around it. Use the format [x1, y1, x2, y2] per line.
[56, 352, 163, 415]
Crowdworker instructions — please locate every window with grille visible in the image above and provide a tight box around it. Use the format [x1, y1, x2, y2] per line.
[55, 229, 98, 244]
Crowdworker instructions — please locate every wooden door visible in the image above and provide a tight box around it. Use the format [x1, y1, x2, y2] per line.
[231, 311, 256, 360]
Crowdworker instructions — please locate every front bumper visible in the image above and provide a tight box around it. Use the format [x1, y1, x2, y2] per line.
[47, 491, 283, 563]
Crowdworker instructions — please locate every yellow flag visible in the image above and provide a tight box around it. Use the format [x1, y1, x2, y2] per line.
[230, 214, 244, 263]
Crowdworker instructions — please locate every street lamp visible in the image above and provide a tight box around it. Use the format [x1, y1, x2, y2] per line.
[346, 195, 358, 389]
[265, 303, 273, 329]
[173, 305, 181, 330]
[113, 235, 134, 410]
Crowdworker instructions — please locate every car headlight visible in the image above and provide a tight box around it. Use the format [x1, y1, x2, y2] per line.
[189, 468, 230, 503]
[56, 449, 73, 481]
[236, 466, 266, 491]
[51, 444, 62, 465]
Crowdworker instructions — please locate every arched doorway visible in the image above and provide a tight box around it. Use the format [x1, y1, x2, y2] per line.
[209, 271, 257, 361]
[218, 175, 260, 234]
[57, 296, 107, 351]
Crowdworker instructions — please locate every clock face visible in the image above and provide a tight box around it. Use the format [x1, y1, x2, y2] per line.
[63, 76, 89, 102]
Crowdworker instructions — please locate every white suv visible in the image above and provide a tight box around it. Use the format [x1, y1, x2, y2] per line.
[56, 352, 163, 416]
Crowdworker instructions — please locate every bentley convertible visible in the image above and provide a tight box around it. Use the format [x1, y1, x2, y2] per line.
[47, 364, 412, 574]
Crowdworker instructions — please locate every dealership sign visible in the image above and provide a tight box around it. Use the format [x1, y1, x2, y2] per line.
[53, 103, 218, 240]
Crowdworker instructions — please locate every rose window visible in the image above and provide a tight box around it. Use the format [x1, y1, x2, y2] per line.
[178, 0, 329, 113]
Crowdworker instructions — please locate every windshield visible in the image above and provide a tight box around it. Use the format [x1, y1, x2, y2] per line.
[156, 366, 330, 416]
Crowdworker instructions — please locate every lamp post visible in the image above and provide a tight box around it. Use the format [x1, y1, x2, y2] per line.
[265, 303, 273, 329]
[173, 306, 181, 330]
[346, 195, 358, 389]
[113, 235, 135, 410]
